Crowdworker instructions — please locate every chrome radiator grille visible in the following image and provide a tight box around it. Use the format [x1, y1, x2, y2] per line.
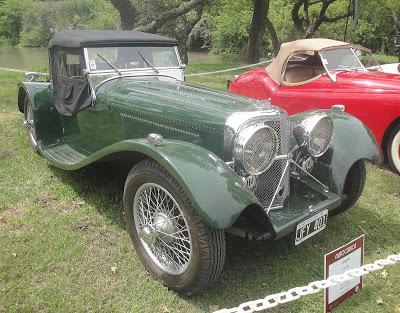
[253, 117, 290, 209]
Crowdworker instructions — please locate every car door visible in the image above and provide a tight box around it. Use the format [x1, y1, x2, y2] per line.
[272, 75, 323, 115]
[51, 48, 93, 152]
[52, 49, 91, 117]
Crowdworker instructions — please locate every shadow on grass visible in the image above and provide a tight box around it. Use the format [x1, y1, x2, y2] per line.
[48, 161, 130, 229]
[48, 161, 399, 311]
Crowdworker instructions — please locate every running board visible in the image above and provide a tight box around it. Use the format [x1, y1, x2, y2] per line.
[40, 143, 87, 165]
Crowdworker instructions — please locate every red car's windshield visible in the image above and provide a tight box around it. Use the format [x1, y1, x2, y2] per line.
[319, 48, 380, 73]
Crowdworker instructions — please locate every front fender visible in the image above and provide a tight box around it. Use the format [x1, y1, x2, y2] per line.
[290, 110, 381, 195]
[43, 139, 260, 229]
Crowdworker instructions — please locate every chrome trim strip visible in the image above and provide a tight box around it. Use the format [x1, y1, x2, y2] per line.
[89, 73, 181, 90]
[274, 154, 290, 161]
[225, 107, 287, 133]
[267, 160, 290, 214]
[350, 48, 367, 71]
[85, 66, 182, 75]
[83, 47, 90, 71]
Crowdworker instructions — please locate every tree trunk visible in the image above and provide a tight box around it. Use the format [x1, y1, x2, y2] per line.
[245, 0, 269, 64]
[291, 0, 353, 39]
[109, 0, 206, 64]
[389, 8, 400, 30]
[175, 5, 204, 64]
[266, 17, 279, 55]
[292, 0, 305, 37]
[109, 0, 137, 30]
[136, 0, 207, 33]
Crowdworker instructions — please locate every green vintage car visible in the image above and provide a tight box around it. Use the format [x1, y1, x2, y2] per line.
[18, 30, 381, 294]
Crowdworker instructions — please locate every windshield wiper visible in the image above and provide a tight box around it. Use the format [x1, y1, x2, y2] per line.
[137, 50, 159, 73]
[96, 53, 122, 76]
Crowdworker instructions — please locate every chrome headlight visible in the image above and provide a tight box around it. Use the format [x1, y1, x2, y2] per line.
[233, 124, 279, 175]
[293, 114, 333, 157]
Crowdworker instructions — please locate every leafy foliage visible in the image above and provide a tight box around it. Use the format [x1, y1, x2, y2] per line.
[210, 0, 252, 55]
[0, 0, 24, 46]
[0, 0, 399, 58]
[1, 0, 119, 47]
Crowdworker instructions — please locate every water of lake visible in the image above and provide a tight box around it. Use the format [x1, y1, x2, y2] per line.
[0, 47, 49, 70]
[0, 47, 222, 71]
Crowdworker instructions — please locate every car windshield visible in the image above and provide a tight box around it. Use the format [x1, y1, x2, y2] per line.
[87, 46, 180, 72]
[319, 48, 380, 73]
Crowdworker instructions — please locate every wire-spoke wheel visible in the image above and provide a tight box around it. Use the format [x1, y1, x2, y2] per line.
[133, 183, 192, 275]
[124, 159, 226, 294]
[387, 124, 400, 175]
[23, 96, 38, 152]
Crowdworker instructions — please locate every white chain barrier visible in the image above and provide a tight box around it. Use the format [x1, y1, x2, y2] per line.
[185, 59, 274, 77]
[0, 58, 274, 78]
[0, 66, 48, 76]
[214, 252, 400, 313]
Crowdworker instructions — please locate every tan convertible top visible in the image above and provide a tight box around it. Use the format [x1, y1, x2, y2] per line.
[266, 38, 369, 85]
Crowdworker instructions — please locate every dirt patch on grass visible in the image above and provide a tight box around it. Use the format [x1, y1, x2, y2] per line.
[0, 200, 27, 224]
[72, 216, 102, 231]
[35, 193, 85, 215]
[0, 108, 19, 116]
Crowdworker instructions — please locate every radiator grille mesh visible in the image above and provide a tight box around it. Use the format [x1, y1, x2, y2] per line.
[253, 118, 290, 209]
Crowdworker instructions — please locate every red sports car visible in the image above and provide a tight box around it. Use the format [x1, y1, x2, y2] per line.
[229, 38, 400, 174]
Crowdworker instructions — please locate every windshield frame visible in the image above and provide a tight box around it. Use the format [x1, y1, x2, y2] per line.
[83, 45, 183, 75]
[318, 47, 382, 82]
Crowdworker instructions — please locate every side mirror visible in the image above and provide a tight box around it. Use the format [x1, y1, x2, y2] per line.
[26, 72, 39, 82]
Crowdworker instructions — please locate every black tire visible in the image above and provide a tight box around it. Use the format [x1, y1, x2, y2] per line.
[23, 96, 38, 152]
[330, 160, 366, 216]
[386, 123, 400, 175]
[123, 159, 226, 295]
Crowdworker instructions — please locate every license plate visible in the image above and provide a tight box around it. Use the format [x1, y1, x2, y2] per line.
[295, 209, 328, 245]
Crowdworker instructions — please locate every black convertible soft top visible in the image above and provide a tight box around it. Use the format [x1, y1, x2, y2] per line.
[49, 30, 178, 48]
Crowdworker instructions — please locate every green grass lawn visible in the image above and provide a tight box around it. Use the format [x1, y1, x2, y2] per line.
[374, 54, 399, 65]
[0, 61, 399, 313]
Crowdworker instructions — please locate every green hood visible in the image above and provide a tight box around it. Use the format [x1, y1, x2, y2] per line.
[100, 76, 283, 135]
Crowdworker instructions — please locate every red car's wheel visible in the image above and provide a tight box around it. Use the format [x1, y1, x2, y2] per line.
[387, 124, 400, 175]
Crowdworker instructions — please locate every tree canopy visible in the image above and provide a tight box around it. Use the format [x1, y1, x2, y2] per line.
[0, 0, 398, 63]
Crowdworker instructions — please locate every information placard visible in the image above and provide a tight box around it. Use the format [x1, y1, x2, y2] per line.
[324, 235, 364, 312]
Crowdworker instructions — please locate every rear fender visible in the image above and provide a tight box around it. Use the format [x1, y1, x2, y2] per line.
[18, 82, 62, 142]
[290, 110, 381, 195]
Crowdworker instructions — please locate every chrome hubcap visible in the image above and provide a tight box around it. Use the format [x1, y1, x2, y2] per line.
[133, 183, 192, 275]
[154, 213, 178, 244]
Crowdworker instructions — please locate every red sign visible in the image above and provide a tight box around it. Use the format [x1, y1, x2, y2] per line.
[324, 235, 364, 312]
